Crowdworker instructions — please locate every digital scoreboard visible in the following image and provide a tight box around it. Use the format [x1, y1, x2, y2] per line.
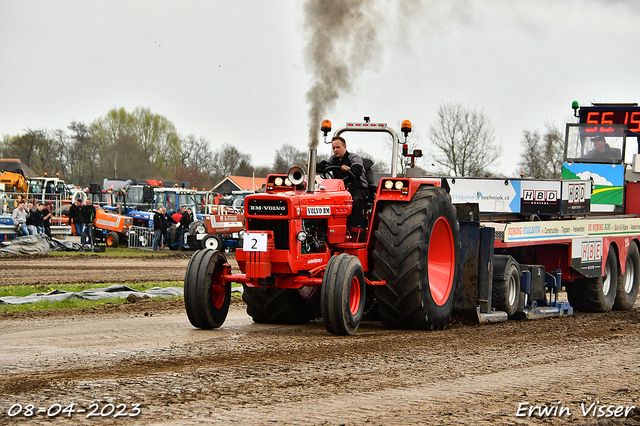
[578, 104, 640, 133]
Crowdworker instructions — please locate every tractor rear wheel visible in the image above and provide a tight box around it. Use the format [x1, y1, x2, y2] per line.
[320, 253, 366, 336]
[242, 285, 320, 324]
[614, 242, 640, 310]
[567, 245, 618, 312]
[372, 186, 460, 330]
[106, 231, 119, 248]
[184, 250, 231, 329]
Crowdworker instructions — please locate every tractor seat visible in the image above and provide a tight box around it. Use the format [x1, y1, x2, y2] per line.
[362, 158, 376, 205]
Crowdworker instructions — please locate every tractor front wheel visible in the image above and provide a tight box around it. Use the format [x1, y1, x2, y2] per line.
[321, 253, 366, 336]
[202, 234, 222, 251]
[106, 231, 119, 248]
[184, 250, 231, 329]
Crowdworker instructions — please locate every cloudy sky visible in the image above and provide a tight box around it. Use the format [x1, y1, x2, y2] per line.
[1, 0, 639, 176]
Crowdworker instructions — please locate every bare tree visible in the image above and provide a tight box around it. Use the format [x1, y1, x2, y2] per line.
[542, 123, 565, 179]
[174, 134, 215, 189]
[272, 143, 307, 173]
[210, 143, 253, 184]
[429, 102, 499, 177]
[517, 122, 564, 179]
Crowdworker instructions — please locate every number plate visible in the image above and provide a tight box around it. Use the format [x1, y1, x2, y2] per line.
[243, 233, 268, 252]
[306, 206, 331, 216]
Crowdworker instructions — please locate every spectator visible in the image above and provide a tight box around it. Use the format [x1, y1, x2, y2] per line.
[160, 206, 174, 250]
[171, 209, 182, 225]
[33, 203, 46, 234]
[42, 202, 53, 238]
[179, 206, 192, 249]
[69, 199, 84, 243]
[152, 204, 164, 251]
[11, 201, 29, 236]
[81, 199, 96, 245]
[25, 202, 37, 235]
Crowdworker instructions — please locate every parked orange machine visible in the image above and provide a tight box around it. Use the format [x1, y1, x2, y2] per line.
[93, 207, 133, 247]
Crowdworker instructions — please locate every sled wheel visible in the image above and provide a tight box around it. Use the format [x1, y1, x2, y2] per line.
[202, 234, 222, 251]
[614, 242, 640, 310]
[184, 250, 231, 329]
[567, 245, 618, 312]
[372, 186, 460, 330]
[321, 253, 365, 336]
[106, 231, 119, 248]
[492, 259, 520, 317]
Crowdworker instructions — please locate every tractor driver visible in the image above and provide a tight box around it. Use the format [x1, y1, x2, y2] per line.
[584, 136, 622, 161]
[316, 136, 368, 229]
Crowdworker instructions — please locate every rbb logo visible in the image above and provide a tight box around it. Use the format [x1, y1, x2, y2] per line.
[568, 183, 586, 203]
[523, 189, 558, 203]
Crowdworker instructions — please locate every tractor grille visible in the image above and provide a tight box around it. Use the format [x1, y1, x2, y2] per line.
[247, 219, 289, 250]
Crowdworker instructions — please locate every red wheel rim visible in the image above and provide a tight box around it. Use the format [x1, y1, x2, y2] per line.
[428, 217, 455, 306]
[211, 272, 226, 309]
[349, 276, 361, 315]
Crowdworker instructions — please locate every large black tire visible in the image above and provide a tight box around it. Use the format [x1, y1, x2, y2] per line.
[372, 186, 460, 330]
[168, 225, 180, 250]
[492, 260, 520, 317]
[321, 253, 366, 336]
[567, 245, 618, 312]
[614, 242, 640, 310]
[242, 285, 320, 324]
[184, 250, 231, 329]
[202, 234, 222, 251]
[106, 231, 119, 248]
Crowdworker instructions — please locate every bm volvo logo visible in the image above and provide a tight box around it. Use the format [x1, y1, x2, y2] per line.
[247, 199, 288, 216]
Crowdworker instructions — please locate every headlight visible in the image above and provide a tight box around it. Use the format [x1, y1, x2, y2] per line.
[284, 178, 292, 186]
[384, 180, 394, 190]
[395, 181, 404, 190]
[274, 177, 283, 186]
[297, 231, 308, 242]
[196, 225, 205, 234]
[238, 229, 245, 238]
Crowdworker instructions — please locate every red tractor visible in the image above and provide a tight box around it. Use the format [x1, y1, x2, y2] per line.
[184, 119, 460, 335]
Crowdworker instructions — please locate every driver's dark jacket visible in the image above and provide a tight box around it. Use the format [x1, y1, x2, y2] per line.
[316, 151, 367, 189]
[584, 144, 622, 162]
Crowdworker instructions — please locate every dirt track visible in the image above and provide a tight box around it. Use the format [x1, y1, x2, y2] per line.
[1, 255, 639, 425]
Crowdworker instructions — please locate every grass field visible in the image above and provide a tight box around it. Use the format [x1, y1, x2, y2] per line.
[0, 281, 183, 313]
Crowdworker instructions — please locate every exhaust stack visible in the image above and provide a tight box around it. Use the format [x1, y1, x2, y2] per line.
[307, 148, 317, 193]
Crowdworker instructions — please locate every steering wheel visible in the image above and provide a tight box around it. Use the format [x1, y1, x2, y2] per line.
[321, 165, 355, 187]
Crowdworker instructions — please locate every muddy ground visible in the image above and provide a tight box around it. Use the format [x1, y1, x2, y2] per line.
[0, 254, 639, 425]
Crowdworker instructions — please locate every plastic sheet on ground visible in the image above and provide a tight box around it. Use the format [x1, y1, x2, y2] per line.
[0, 284, 184, 305]
[0, 234, 50, 255]
[0, 234, 103, 255]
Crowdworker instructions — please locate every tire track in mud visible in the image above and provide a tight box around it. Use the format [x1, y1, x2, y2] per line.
[0, 256, 191, 285]
[2, 308, 639, 424]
